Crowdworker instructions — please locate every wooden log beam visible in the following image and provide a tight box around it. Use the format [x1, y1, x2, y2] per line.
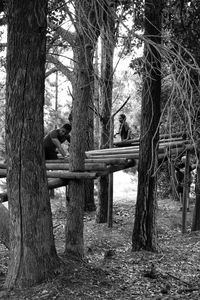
[86, 145, 139, 153]
[46, 162, 107, 171]
[86, 153, 138, 160]
[86, 144, 185, 157]
[160, 131, 185, 139]
[86, 148, 139, 156]
[0, 162, 108, 172]
[0, 162, 107, 171]
[159, 139, 190, 148]
[87, 140, 189, 157]
[113, 138, 140, 147]
[46, 171, 98, 179]
[0, 178, 69, 203]
[46, 159, 69, 163]
[46, 158, 132, 164]
[113, 132, 186, 147]
[0, 169, 6, 177]
[0, 159, 135, 172]
[99, 159, 137, 176]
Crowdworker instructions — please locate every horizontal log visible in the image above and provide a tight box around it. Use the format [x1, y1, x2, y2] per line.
[0, 162, 107, 171]
[86, 153, 138, 160]
[159, 139, 190, 148]
[87, 140, 189, 157]
[160, 131, 185, 139]
[46, 162, 107, 171]
[47, 178, 69, 189]
[46, 171, 98, 179]
[87, 146, 139, 153]
[0, 159, 136, 173]
[113, 139, 139, 147]
[46, 158, 132, 165]
[113, 132, 186, 147]
[105, 160, 137, 174]
[86, 144, 186, 157]
[0, 169, 6, 177]
[46, 159, 69, 163]
[86, 147, 139, 156]
[0, 178, 69, 203]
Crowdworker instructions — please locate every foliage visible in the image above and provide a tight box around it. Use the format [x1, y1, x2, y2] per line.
[112, 67, 141, 133]
[47, 0, 68, 43]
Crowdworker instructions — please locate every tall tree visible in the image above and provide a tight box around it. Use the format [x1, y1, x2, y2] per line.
[132, 0, 162, 251]
[5, 0, 60, 288]
[96, 1, 117, 223]
[64, 0, 102, 257]
[47, 3, 96, 212]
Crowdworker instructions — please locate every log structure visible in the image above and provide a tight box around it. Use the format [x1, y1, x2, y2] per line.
[0, 132, 191, 204]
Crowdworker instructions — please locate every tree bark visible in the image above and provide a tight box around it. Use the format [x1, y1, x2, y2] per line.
[96, 1, 116, 223]
[5, 0, 60, 288]
[132, 0, 162, 252]
[192, 163, 200, 231]
[0, 204, 9, 249]
[65, 0, 101, 257]
[84, 107, 95, 212]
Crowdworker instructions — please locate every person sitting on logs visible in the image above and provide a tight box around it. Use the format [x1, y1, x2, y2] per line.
[44, 123, 71, 160]
[115, 113, 132, 141]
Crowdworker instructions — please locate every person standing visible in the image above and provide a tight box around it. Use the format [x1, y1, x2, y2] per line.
[44, 123, 71, 160]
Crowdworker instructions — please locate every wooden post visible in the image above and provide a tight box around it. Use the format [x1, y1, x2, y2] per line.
[108, 116, 114, 227]
[182, 149, 190, 234]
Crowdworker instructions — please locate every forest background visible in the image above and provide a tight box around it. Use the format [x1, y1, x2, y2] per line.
[1, 0, 200, 299]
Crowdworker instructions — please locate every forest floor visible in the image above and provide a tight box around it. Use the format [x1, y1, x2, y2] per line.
[0, 171, 200, 299]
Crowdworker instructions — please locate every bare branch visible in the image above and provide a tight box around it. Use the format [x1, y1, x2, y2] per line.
[45, 67, 57, 78]
[46, 54, 74, 82]
[48, 20, 76, 47]
[112, 96, 131, 118]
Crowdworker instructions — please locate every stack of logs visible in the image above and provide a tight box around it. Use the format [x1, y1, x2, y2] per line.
[0, 133, 190, 203]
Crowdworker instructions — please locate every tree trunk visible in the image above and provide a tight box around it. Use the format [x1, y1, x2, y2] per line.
[84, 107, 95, 212]
[65, 1, 101, 257]
[5, 0, 60, 288]
[96, 1, 116, 223]
[192, 163, 200, 231]
[132, 0, 162, 252]
[0, 204, 9, 249]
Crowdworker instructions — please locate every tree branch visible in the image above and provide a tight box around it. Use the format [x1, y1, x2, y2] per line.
[48, 21, 76, 47]
[45, 67, 57, 78]
[46, 54, 74, 82]
[112, 95, 131, 118]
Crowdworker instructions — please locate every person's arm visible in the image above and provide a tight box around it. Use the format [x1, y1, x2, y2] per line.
[51, 138, 68, 158]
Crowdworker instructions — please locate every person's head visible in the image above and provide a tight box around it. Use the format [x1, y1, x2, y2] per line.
[59, 123, 72, 136]
[119, 113, 126, 123]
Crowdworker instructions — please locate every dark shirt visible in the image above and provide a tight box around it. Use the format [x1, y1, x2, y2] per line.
[44, 129, 70, 160]
[119, 121, 131, 141]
